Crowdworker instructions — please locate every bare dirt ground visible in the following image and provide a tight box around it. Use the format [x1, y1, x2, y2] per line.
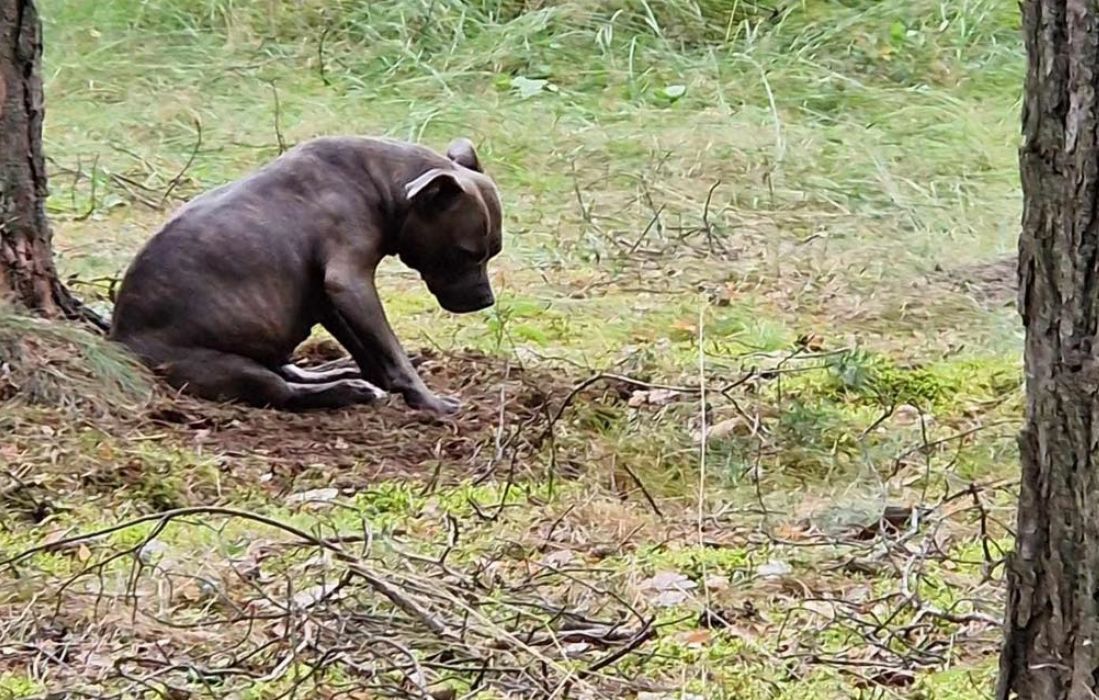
[144, 343, 573, 491]
[3, 332, 621, 512]
[936, 257, 1017, 311]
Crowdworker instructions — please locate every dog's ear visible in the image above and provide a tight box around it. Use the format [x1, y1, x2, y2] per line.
[405, 168, 465, 211]
[446, 137, 482, 173]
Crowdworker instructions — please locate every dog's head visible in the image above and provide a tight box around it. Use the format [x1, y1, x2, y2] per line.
[397, 138, 503, 314]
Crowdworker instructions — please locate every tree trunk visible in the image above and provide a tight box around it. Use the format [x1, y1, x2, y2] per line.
[997, 1, 1099, 698]
[0, 0, 86, 318]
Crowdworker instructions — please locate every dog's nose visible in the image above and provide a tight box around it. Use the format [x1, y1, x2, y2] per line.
[440, 289, 494, 314]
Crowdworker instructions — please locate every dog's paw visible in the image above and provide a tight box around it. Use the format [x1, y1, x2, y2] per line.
[346, 379, 387, 403]
[405, 390, 460, 415]
[433, 395, 461, 415]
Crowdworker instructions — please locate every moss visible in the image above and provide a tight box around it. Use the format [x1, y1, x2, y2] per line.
[912, 662, 997, 699]
[819, 350, 1019, 410]
[0, 673, 46, 700]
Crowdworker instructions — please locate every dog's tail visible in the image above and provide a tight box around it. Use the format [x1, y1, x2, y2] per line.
[68, 294, 112, 335]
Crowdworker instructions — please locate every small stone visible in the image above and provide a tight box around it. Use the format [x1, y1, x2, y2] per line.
[137, 540, 167, 565]
[755, 559, 792, 579]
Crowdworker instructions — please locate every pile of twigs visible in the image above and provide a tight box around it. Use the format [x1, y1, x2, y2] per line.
[1, 505, 655, 699]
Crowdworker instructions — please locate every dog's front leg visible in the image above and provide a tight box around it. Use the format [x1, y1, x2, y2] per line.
[321, 266, 459, 415]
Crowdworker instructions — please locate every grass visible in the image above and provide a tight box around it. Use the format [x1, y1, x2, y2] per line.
[0, 0, 1024, 697]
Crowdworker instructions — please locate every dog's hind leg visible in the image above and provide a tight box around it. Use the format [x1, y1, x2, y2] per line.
[278, 361, 363, 384]
[160, 348, 384, 410]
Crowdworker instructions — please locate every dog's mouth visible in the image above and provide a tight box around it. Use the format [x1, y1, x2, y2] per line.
[425, 271, 495, 314]
[436, 290, 495, 314]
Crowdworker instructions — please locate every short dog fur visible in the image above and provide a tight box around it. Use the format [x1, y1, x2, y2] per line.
[110, 136, 502, 414]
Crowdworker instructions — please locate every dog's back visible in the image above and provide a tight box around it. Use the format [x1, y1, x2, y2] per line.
[110, 140, 362, 366]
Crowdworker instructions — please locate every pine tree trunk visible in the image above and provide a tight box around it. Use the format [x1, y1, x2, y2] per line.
[0, 0, 84, 317]
[997, 1, 1099, 698]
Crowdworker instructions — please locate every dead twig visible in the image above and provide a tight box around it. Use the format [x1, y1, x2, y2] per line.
[2, 505, 453, 639]
[621, 461, 663, 518]
[270, 81, 287, 154]
[317, 24, 332, 87]
[160, 118, 203, 207]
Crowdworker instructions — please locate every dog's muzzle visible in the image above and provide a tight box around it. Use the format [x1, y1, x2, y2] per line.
[426, 271, 495, 314]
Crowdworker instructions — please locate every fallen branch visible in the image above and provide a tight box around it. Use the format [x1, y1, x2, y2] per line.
[2, 505, 452, 638]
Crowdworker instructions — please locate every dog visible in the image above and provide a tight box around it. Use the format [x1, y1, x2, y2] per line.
[109, 136, 502, 414]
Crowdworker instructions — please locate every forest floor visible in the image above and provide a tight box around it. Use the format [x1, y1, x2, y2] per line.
[2, 1, 1023, 698]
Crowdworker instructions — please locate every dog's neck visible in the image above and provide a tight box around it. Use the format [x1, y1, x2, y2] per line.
[355, 139, 455, 261]
[341, 141, 417, 260]
[378, 206, 407, 258]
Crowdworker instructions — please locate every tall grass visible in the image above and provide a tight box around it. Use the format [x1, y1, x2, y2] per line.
[0, 305, 151, 410]
[41, 0, 1024, 354]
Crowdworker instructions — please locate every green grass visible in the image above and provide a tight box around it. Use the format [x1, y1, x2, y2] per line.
[0, 0, 1026, 696]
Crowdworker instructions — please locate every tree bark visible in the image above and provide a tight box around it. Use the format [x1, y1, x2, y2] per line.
[997, 1, 1099, 698]
[0, 0, 86, 318]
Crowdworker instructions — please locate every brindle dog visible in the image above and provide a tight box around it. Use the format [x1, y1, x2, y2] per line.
[110, 136, 502, 414]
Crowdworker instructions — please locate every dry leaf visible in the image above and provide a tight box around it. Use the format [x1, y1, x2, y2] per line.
[285, 488, 339, 506]
[41, 529, 71, 546]
[703, 574, 730, 592]
[638, 571, 697, 592]
[628, 389, 681, 407]
[801, 599, 836, 620]
[674, 629, 712, 647]
[639, 571, 696, 607]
